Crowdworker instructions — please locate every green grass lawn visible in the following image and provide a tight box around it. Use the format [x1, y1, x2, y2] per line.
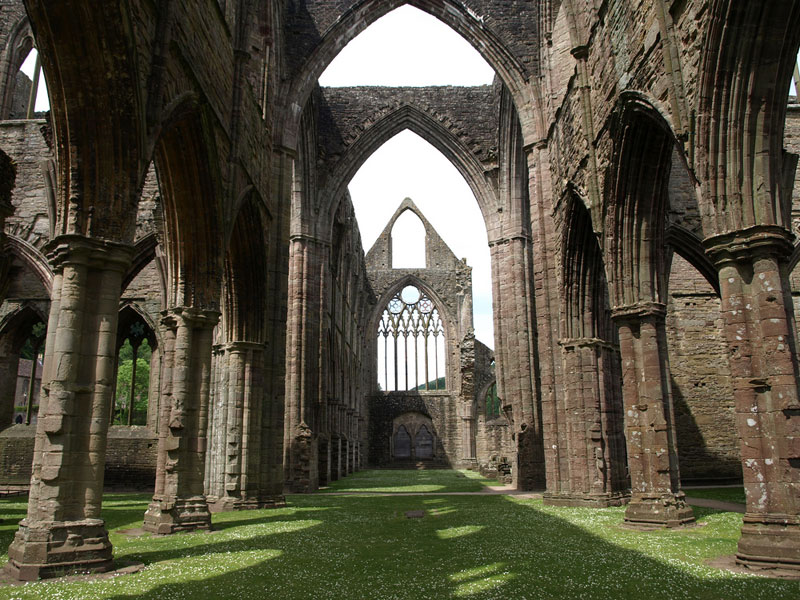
[319, 468, 501, 493]
[0, 472, 796, 599]
[684, 487, 746, 505]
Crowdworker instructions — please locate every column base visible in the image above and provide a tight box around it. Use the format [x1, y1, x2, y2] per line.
[623, 492, 695, 528]
[736, 516, 800, 571]
[5, 518, 113, 581]
[543, 491, 630, 508]
[207, 495, 287, 512]
[143, 496, 212, 534]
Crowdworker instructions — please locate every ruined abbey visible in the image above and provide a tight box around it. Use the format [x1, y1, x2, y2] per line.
[0, 0, 798, 581]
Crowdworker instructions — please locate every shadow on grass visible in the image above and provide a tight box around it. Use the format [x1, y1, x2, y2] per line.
[0, 490, 798, 599]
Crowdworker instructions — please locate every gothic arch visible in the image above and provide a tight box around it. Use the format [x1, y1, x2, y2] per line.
[222, 192, 270, 343]
[5, 235, 52, 296]
[24, 1, 145, 241]
[322, 104, 497, 240]
[562, 193, 613, 341]
[369, 274, 457, 343]
[116, 302, 160, 352]
[604, 94, 677, 307]
[0, 15, 33, 119]
[663, 225, 720, 296]
[122, 233, 158, 292]
[697, 0, 800, 236]
[283, 0, 543, 148]
[155, 99, 224, 309]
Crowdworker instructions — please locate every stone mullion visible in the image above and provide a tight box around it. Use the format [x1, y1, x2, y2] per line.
[6, 236, 132, 580]
[705, 227, 800, 570]
[613, 305, 693, 527]
[143, 307, 219, 534]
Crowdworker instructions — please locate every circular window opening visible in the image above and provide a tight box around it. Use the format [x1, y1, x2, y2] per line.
[401, 285, 421, 304]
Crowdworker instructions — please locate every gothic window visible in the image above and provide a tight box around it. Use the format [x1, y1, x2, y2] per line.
[113, 319, 153, 426]
[377, 284, 446, 391]
[13, 320, 45, 425]
[485, 382, 500, 419]
[391, 210, 426, 269]
[415, 425, 434, 458]
[394, 425, 411, 458]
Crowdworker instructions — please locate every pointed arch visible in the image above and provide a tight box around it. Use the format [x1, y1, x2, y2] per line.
[697, 0, 800, 235]
[322, 105, 497, 238]
[24, 1, 145, 241]
[222, 191, 270, 343]
[155, 99, 224, 309]
[605, 94, 677, 307]
[5, 235, 52, 296]
[562, 192, 613, 341]
[283, 0, 543, 148]
[664, 225, 720, 296]
[0, 16, 34, 119]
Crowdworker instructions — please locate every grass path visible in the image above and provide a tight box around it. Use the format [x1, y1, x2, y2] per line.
[0, 471, 795, 599]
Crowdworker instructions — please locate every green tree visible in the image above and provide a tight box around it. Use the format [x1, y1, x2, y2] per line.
[114, 338, 151, 425]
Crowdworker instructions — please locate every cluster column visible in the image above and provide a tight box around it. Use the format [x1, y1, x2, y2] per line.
[143, 307, 218, 534]
[611, 302, 694, 527]
[5, 236, 132, 580]
[543, 337, 628, 507]
[705, 226, 800, 570]
[489, 236, 545, 489]
[206, 341, 285, 511]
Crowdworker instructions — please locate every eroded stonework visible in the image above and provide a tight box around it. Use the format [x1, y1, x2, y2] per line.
[0, 0, 798, 578]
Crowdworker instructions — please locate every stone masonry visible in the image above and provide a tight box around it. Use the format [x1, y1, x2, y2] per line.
[0, 0, 798, 578]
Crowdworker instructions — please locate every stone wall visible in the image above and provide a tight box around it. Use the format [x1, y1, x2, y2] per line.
[666, 254, 740, 483]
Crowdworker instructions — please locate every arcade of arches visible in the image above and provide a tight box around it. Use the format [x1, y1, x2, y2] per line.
[0, 0, 797, 581]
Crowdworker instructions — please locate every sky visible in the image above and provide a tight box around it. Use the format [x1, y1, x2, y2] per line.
[320, 6, 497, 347]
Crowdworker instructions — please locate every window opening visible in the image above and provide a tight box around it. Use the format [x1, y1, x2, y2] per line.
[19, 49, 49, 116]
[14, 321, 45, 425]
[391, 210, 426, 268]
[485, 382, 500, 419]
[113, 321, 152, 426]
[377, 284, 445, 391]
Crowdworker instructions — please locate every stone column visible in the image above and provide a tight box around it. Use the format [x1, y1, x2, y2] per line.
[489, 236, 545, 489]
[143, 307, 218, 534]
[544, 338, 628, 507]
[206, 341, 277, 512]
[611, 303, 694, 527]
[5, 236, 132, 580]
[284, 235, 326, 491]
[330, 434, 341, 481]
[705, 226, 800, 570]
[0, 151, 16, 302]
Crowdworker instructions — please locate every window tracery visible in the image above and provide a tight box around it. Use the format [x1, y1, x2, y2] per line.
[377, 284, 445, 391]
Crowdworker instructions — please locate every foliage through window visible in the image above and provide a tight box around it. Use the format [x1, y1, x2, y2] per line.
[485, 382, 500, 419]
[113, 321, 151, 426]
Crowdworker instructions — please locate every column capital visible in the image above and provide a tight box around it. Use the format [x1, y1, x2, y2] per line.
[160, 306, 220, 329]
[45, 235, 134, 273]
[610, 301, 666, 323]
[213, 340, 266, 354]
[703, 225, 794, 267]
[559, 336, 618, 351]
